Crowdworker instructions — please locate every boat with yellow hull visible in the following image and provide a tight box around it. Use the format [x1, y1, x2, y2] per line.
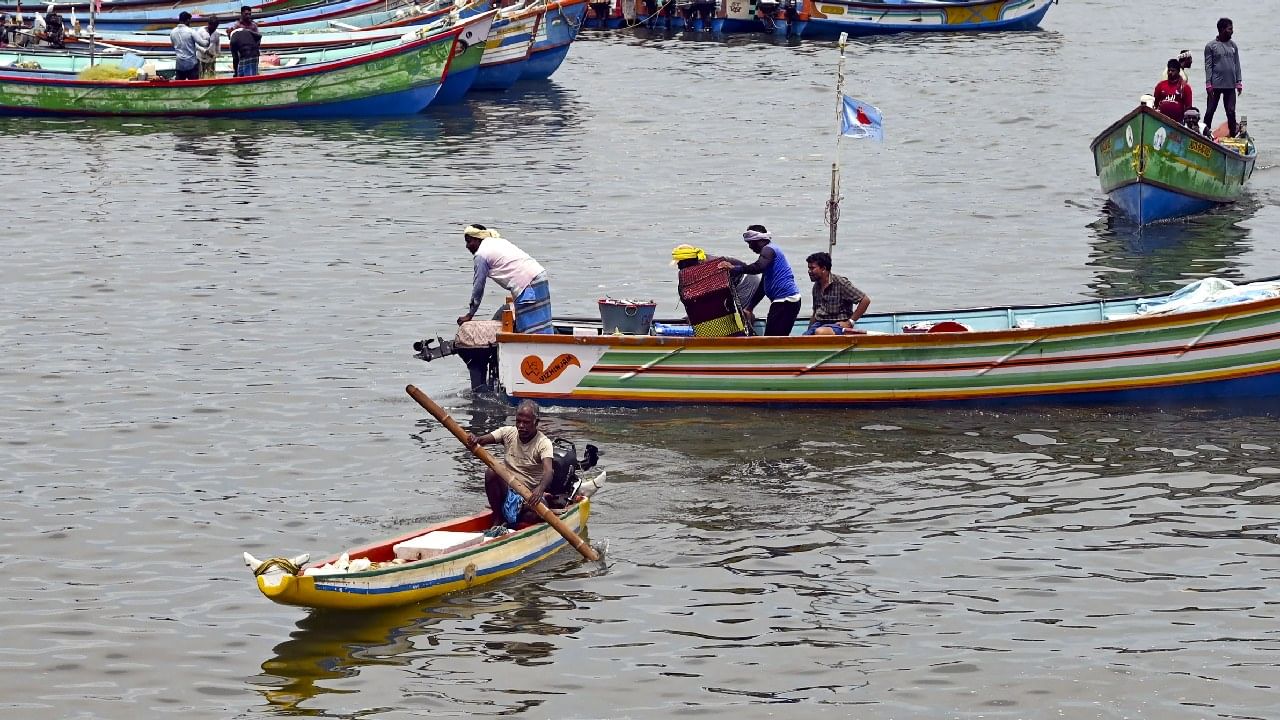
[250, 495, 593, 611]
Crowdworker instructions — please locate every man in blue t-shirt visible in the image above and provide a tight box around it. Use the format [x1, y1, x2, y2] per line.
[719, 225, 802, 336]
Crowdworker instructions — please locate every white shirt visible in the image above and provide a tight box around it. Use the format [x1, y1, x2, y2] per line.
[195, 27, 221, 63]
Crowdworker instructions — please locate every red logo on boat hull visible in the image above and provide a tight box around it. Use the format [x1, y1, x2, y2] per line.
[521, 354, 581, 384]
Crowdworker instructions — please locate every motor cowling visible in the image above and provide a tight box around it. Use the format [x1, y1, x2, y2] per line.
[547, 439, 600, 506]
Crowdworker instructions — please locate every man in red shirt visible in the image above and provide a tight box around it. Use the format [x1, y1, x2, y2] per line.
[1153, 58, 1192, 123]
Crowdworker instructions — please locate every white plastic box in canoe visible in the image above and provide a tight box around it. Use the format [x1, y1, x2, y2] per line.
[393, 530, 485, 561]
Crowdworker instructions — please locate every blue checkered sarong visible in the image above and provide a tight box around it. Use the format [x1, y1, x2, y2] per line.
[514, 275, 553, 334]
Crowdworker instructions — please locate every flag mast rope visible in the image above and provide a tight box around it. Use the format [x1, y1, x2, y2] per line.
[825, 32, 849, 258]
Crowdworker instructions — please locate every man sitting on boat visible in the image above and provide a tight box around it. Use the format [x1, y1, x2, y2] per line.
[803, 251, 870, 335]
[718, 226, 802, 336]
[457, 224, 554, 335]
[1153, 58, 1192, 124]
[465, 400, 555, 529]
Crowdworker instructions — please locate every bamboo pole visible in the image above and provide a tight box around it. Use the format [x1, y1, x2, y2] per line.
[405, 385, 601, 562]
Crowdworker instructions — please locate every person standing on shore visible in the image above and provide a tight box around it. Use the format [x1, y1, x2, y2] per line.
[1203, 17, 1242, 138]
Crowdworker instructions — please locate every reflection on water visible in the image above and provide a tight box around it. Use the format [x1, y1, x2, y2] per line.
[0, 80, 585, 164]
[253, 565, 600, 715]
[1084, 199, 1261, 297]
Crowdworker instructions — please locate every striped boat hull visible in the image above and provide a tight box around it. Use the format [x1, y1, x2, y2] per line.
[255, 500, 590, 610]
[496, 294, 1280, 407]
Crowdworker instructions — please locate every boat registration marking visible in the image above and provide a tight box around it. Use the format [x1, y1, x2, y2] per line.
[1187, 139, 1212, 159]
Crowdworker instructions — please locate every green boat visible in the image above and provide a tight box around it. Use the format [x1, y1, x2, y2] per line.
[1090, 105, 1257, 224]
[0, 11, 495, 117]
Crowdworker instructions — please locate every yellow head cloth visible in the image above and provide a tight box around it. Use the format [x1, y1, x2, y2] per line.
[671, 244, 707, 264]
[463, 225, 501, 240]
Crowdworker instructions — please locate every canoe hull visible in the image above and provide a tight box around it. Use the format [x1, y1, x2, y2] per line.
[489, 285, 1280, 407]
[256, 500, 590, 610]
[1092, 106, 1256, 224]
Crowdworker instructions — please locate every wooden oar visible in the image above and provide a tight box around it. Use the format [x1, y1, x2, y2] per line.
[405, 385, 601, 562]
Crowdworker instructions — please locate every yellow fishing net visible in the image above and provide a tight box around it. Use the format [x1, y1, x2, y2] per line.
[76, 64, 137, 80]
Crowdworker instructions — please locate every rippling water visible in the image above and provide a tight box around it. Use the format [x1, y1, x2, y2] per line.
[3, 0, 1280, 718]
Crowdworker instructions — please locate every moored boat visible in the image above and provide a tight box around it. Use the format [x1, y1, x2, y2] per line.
[248, 497, 594, 610]
[471, 4, 539, 91]
[1091, 105, 1257, 225]
[520, 0, 586, 80]
[0, 15, 477, 117]
[706, 0, 1051, 38]
[420, 276, 1280, 407]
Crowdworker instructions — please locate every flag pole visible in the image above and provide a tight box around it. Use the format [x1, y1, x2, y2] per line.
[826, 31, 848, 258]
[89, 2, 96, 67]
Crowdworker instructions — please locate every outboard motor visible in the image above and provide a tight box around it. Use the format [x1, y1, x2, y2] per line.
[546, 439, 601, 508]
[414, 319, 503, 392]
[756, 0, 781, 28]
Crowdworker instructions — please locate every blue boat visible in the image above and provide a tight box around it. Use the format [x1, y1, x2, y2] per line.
[711, 0, 1051, 38]
[520, 0, 586, 80]
[471, 2, 539, 91]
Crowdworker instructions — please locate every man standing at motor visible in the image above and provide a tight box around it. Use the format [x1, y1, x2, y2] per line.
[1203, 17, 1242, 138]
[457, 224, 554, 335]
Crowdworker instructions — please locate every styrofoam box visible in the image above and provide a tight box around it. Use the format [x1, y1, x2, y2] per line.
[393, 531, 485, 561]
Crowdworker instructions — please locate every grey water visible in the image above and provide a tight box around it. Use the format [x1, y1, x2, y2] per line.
[3, 0, 1280, 717]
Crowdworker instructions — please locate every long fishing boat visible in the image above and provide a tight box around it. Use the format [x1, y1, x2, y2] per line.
[0, 15, 482, 117]
[584, 0, 1051, 36]
[1091, 105, 1257, 225]
[419, 276, 1280, 407]
[65, 0, 411, 32]
[0, 0, 311, 15]
[62, 0, 456, 50]
[2, 11, 493, 85]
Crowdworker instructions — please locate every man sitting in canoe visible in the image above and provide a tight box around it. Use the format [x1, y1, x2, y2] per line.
[457, 224, 554, 334]
[465, 400, 554, 529]
[1153, 58, 1193, 124]
[803, 251, 870, 335]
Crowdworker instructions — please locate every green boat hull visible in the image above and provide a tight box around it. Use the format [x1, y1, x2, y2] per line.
[0, 27, 455, 118]
[1090, 106, 1256, 223]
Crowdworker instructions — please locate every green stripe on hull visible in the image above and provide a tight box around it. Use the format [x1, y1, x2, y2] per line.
[597, 307, 1280, 367]
[579, 346, 1280, 394]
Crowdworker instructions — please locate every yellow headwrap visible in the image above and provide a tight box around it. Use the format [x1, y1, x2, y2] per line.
[463, 225, 501, 240]
[671, 244, 707, 263]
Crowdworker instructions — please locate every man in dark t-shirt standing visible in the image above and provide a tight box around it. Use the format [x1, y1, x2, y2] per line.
[229, 6, 261, 77]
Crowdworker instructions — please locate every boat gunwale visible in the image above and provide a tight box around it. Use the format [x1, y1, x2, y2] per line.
[500, 278, 1280, 349]
[1089, 105, 1257, 161]
[299, 499, 587, 581]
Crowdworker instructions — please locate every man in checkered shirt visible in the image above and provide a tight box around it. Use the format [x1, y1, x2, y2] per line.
[804, 251, 871, 335]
